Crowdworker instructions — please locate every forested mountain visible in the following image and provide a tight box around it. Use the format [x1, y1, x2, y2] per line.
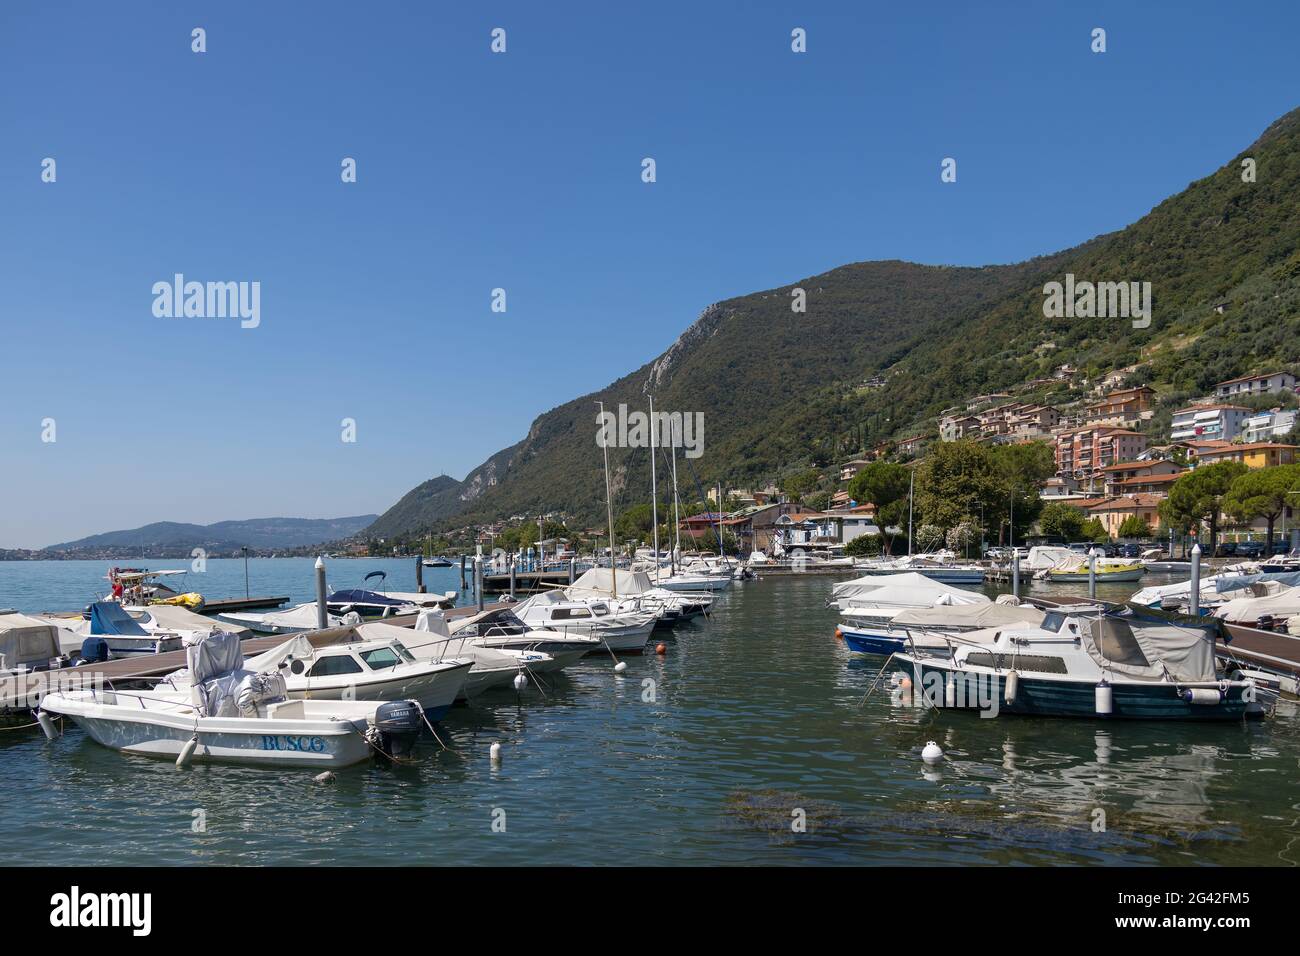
[47, 515, 379, 554]
[371, 106, 1300, 538]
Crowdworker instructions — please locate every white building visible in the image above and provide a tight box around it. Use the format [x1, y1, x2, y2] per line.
[1170, 404, 1251, 443]
[1242, 408, 1298, 444]
[1215, 372, 1296, 400]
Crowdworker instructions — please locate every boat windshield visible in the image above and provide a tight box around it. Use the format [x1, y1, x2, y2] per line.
[360, 647, 404, 670]
[1040, 612, 1068, 632]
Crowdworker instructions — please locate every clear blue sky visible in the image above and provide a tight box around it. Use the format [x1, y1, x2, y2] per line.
[2, 1, 1296, 548]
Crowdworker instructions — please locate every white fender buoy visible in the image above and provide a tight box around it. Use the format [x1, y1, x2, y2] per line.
[313, 771, 336, 784]
[614, 661, 628, 674]
[489, 741, 502, 764]
[1182, 687, 1222, 705]
[512, 672, 528, 691]
[921, 741, 944, 764]
[176, 734, 199, 768]
[1004, 670, 1019, 706]
[1095, 679, 1113, 716]
[36, 711, 57, 740]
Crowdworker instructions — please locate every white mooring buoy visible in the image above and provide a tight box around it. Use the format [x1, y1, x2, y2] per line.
[614, 661, 628, 674]
[512, 672, 528, 691]
[490, 741, 502, 764]
[313, 771, 336, 785]
[921, 740, 944, 764]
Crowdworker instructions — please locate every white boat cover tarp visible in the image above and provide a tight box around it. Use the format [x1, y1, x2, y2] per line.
[1132, 569, 1300, 606]
[243, 634, 317, 673]
[413, 609, 453, 637]
[569, 568, 658, 596]
[1213, 584, 1300, 623]
[144, 604, 250, 637]
[834, 571, 989, 606]
[0, 613, 62, 670]
[1084, 617, 1217, 683]
[891, 603, 1045, 628]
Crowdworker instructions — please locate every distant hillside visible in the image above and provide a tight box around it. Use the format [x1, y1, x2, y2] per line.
[371, 106, 1300, 537]
[47, 515, 379, 554]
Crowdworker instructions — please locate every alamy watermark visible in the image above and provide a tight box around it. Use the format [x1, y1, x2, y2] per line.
[152, 274, 260, 329]
[1042, 273, 1150, 329]
[596, 403, 704, 458]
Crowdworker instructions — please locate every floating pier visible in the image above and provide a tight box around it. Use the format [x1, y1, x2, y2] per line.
[202, 595, 289, 614]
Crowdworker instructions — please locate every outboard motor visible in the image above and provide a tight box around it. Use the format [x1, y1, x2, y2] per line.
[372, 700, 422, 759]
[78, 637, 110, 665]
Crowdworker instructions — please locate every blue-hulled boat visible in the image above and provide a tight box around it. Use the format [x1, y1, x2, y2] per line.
[891, 604, 1263, 720]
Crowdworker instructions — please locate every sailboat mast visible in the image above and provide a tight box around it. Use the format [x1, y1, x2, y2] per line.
[599, 401, 618, 599]
[907, 469, 914, 557]
[649, 396, 660, 584]
[670, 431, 681, 571]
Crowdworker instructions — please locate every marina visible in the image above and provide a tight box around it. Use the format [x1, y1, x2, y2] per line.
[3, 554, 1300, 866]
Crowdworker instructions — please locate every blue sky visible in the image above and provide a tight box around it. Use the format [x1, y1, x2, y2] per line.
[2, 1, 1297, 548]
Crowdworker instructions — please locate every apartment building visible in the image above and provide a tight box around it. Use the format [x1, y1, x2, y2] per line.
[1054, 426, 1150, 479]
[1242, 408, 1298, 444]
[1214, 371, 1296, 400]
[1081, 386, 1155, 428]
[1169, 404, 1251, 443]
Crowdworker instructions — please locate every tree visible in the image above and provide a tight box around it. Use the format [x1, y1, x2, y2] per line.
[844, 533, 883, 557]
[614, 503, 654, 544]
[1081, 518, 1110, 543]
[847, 460, 911, 554]
[1224, 464, 1300, 550]
[1117, 514, 1152, 539]
[946, 521, 978, 556]
[782, 469, 822, 501]
[1039, 502, 1086, 540]
[915, 524, 944, 551]
[1159, 460, 1248, 553]
[804, 491, 832, 512]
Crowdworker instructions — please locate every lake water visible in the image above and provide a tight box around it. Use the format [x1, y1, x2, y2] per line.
[2, 558, 1296, 866]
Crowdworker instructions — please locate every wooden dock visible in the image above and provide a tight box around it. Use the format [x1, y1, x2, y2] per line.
[1, 602, 506, 714]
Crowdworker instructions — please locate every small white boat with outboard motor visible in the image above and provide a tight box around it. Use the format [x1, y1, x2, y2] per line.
[364, 613, 557, 698]
[565, 568, 713, 625]
[213, 601, 352, 635]
[447, 606, 601, 666]
[509, 591, 656, 653]
[37, 631, 425, 767]
[160, 633, 473, 720]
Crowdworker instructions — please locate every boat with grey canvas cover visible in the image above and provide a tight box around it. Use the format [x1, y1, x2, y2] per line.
[892, 604, 1260, 720]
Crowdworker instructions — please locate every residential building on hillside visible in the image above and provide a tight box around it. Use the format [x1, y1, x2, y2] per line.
[838, 458, 874, 482]
[1084, 494, 1163, 539]
[1054, 427, 1150, 480]
[1242, 408, 1298, 444]
[1082, 386, 1156, 428]
[939, 413, 980, 442]
[1214, 371, 1296, 400]
[896, 434, 929, 457]
[1096, 459, 1184, 496]
[1170, 404, 1250, 443]
[1194, 442, 1299, 470]
[965, 393, 1011, 411]
[1114, 472, 1184, 496]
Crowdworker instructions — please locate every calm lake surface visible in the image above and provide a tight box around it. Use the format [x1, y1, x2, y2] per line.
[2, 558, 1297, 866]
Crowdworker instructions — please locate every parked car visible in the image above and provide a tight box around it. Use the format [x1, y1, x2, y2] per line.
[1215, 542, 1238, 558]
[1236, 541, 1265, 559]
[1117, 543, 1141, 559]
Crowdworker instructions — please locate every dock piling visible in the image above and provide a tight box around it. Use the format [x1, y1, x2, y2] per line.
[1190, 543, 1202, 616]
[460, 555, 467, 590]
[416, 555, 425, 594]
[568, 557, 575, 585]
[509, 557, 517, 600]
[1011, 551, 1020, 598]
[474, 557, 484, 612]
[315, 556, 328, 629]
[1088, 548, 1098, 599]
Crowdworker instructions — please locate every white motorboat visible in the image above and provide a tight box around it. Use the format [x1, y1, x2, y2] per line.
[1, 613, 73, 714]
[371, 614, 557, 698]
[839, 599, 1048, 656]
[39, 632, 424, 767]
[566, 568, 712, 625]
[447, 607, 601, 666]
[850, 551, 985, 584]
[163, 634, 472, 720]
[509, 591, 656, 653]
[35, 602, 193, 659]
[1212, 582, 1300, 630]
